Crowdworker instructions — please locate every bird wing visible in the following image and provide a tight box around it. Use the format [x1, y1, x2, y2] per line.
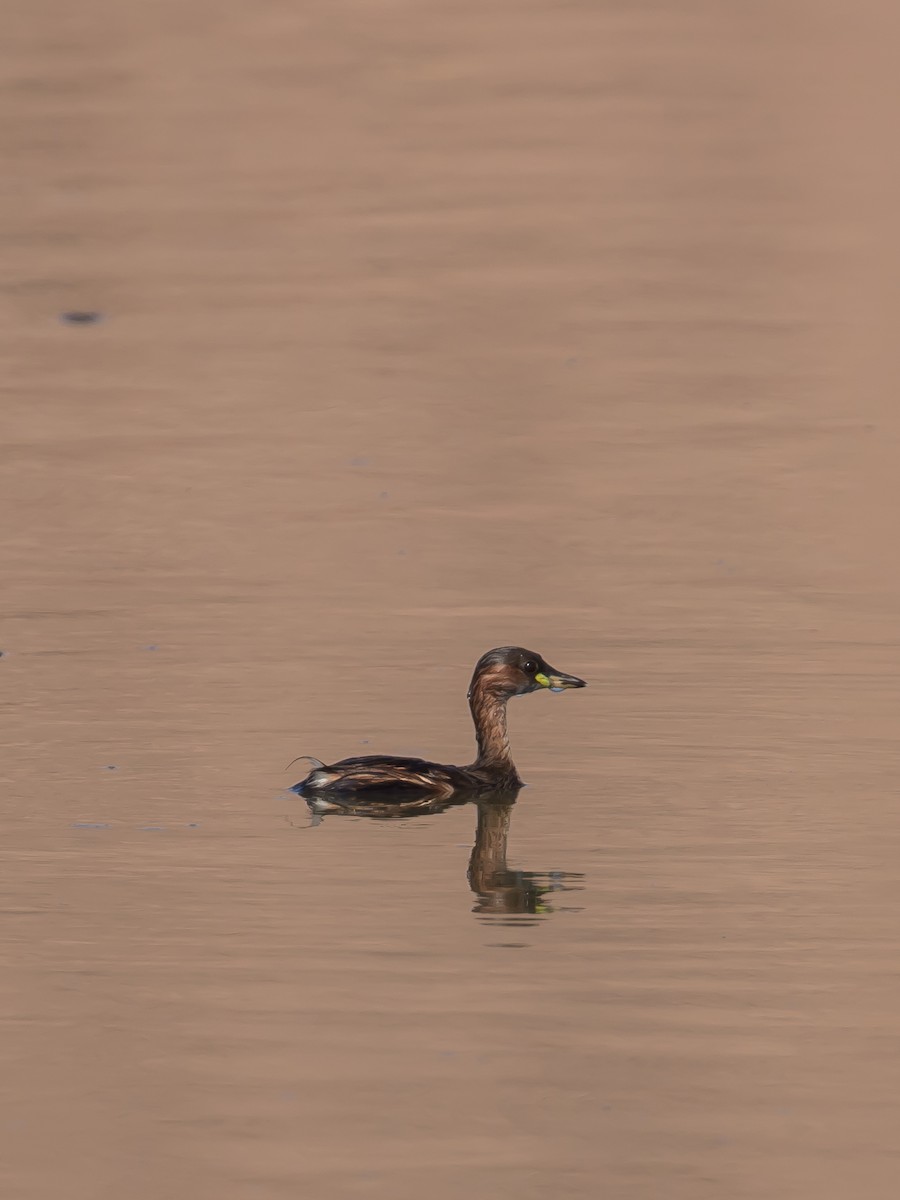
[319, 755, 467, 797]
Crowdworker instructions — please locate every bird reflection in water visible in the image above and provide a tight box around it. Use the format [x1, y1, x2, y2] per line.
[298, 787, 584, 920]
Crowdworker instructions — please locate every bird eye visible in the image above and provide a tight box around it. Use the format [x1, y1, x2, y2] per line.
[522, 659, 537, 673]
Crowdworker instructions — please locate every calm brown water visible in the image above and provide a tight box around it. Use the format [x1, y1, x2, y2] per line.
[3, 2, 900, 1197]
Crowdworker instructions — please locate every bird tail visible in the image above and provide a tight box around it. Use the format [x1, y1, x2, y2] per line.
[284, 754, 326, 773]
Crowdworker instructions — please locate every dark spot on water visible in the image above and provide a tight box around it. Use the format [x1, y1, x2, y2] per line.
[349, 456, 371, 467]
[185, 823, 200, 828]
[59, 310, 103, 325]
[72, 822, 111, 829]
[142, 644, 159, 651]
[140, 825, 166, 831]
[360, 738, 369, 744]
[103, 765, 118, 771]
[397, 549, 406, 556]
[378, 491, 389, 499]
[0, 650, 6, 659]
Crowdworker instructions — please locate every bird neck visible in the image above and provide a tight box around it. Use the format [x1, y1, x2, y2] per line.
[468, 680, 519, 779]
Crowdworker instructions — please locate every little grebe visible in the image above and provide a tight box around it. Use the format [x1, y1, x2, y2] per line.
[292, 646, 586, 811]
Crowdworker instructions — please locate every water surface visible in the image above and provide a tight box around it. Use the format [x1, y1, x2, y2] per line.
[3, 2, 900, 1197]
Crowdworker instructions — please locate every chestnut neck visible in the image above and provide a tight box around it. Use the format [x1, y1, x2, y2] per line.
[468, 677, 520, 781]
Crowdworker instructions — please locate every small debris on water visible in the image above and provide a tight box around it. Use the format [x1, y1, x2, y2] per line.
[59, 311, 104, 325]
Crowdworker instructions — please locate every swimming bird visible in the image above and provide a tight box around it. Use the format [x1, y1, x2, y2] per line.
[292, 646, 585, 812]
